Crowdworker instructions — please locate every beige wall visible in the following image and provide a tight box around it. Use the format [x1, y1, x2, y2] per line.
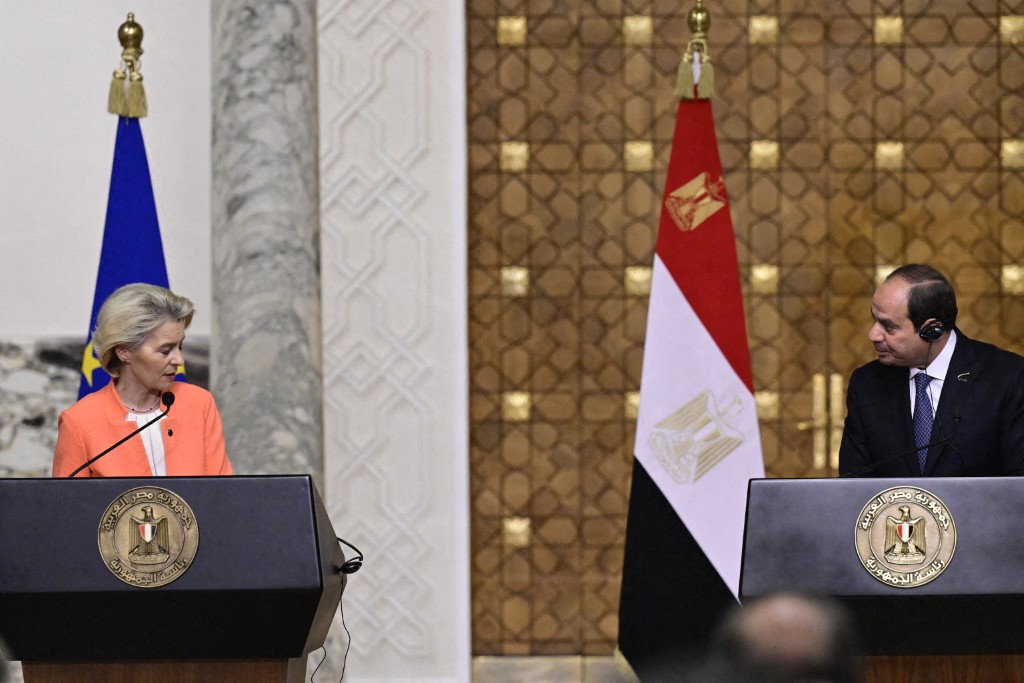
[0, 1, 211, 337]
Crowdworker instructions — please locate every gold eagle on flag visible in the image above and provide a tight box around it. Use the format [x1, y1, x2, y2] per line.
[664, 171, 727, 233]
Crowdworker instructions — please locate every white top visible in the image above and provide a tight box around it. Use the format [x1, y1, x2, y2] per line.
[125, 408, 167, 476]
[909, 329, 958, 417]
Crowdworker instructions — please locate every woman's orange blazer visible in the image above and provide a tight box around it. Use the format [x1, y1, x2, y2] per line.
[52, 382, 233, 478]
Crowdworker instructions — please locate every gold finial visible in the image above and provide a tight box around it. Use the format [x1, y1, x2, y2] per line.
[687, 0, 710, 37]
[675, 0, 715, 100]
[108, 13, 148, 118]
[118, 12, 144, 64]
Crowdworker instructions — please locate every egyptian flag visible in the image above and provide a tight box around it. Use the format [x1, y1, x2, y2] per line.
[618, 53, 764, 680]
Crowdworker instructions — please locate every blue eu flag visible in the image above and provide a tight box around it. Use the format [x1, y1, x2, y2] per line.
[78, 117, 170, 398]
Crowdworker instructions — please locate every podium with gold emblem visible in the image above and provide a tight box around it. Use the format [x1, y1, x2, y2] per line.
[0, 475, 346, 683]
[741, 477, 1024, 683]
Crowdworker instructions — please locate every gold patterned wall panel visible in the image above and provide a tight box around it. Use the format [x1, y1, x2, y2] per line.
[468, 0, 1024, 656]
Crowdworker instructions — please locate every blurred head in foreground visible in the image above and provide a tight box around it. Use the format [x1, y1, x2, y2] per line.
[690, 591, 861, 683]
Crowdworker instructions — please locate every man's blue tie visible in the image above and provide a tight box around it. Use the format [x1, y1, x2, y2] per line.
[913, 373, 933, 473]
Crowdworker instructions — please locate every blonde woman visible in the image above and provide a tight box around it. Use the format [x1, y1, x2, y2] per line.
[53, 283, 232, 478]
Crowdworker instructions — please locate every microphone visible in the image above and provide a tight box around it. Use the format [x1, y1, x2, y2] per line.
[840, 415, 962, 479]
[66, 392, 175, 479]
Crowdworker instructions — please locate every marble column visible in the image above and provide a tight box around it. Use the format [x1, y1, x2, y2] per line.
[210, 0, 322, 478]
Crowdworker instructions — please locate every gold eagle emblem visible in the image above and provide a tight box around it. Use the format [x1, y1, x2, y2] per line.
[854, 486, 956, 588]
[98, 486, 199, 588]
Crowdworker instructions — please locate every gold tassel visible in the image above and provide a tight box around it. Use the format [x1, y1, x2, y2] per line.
[675, 53, 695, 100]
[126, 72, 148, 118]
[696, 58, 715, 99]
[107, 69, 127, 116]
[109, 13, 148, 119]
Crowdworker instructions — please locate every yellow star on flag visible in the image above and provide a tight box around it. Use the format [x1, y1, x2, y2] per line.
[81, 339, 102, 387]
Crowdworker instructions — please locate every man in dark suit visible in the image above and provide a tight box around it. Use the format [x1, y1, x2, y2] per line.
[839, 264, 1024, 477]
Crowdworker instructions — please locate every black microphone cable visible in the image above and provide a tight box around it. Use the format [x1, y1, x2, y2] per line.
[308, 601, 353, 683]
[310, 537, 364, 682]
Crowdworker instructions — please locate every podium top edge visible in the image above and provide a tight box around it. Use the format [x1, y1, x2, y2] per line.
[748, 475, 1021, 483]
[0, 474, 315, 483]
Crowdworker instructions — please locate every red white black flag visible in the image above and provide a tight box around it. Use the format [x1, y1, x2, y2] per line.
[619, 58, 764, 678]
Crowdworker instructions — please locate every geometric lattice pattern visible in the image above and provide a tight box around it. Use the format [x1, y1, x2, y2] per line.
[468, 0, 1024, 655]
[318, 0, 436, 667]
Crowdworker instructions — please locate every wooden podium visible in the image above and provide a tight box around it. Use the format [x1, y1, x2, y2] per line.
[0, 475, 346, 683]
[741, 477, 1024, 683]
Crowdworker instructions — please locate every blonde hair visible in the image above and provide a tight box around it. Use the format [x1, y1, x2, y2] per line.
[92, 283, 195, 376]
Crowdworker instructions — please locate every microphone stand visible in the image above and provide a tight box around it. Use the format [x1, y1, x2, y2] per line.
[66, 393, 174, 478]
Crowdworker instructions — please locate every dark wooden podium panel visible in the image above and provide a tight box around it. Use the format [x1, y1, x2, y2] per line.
[742, 478, 1024, 655]
[862, 654, 1024, 683]
[22, 658, 307, 683]
[743, 478, 1024, 683]
[1, 475, 345, 683]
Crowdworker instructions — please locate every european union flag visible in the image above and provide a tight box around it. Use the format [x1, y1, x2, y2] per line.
[78, 117, 170, 398]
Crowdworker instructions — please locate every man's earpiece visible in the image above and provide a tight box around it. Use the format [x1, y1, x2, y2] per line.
[919, 320, 943, 343]
[337, 537, 363, 574]
[340, 557, 362, 574]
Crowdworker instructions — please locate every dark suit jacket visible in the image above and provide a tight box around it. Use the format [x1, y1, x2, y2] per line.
[838, 331, 1024, 477]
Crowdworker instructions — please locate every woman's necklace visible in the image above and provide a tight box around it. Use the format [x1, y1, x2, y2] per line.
[119, 390, 161, 413]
